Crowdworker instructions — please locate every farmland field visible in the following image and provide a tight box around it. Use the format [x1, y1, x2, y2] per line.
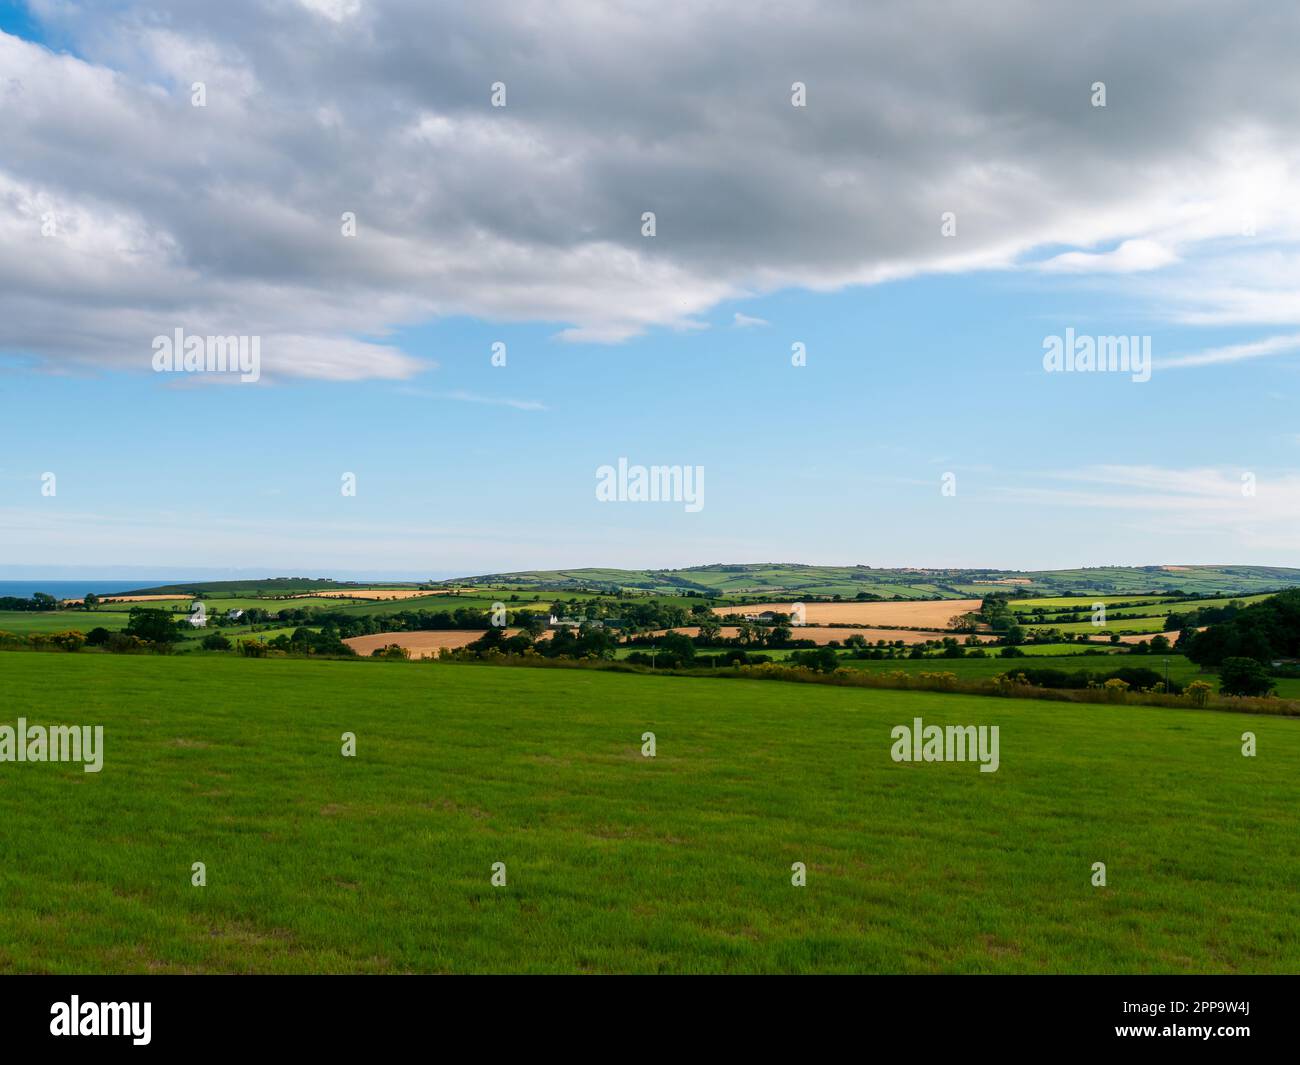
[1009, 595, 1176, 611]
[712, 599, 983, 627]
[327, 593, 552, 618]
[289, 589, 460, 601]
[2, 652, 1298, 974]
[0, 611, 133, 634]
[1040, 617, 1170, 635]
[1011, 593, 1274, 618]
[342, 629, 522, 657]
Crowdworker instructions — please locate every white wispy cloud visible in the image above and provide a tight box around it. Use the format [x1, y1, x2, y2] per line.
[998, 465, 1300, 550]
[397, 386, 546, 411]
[1038, 238, 1178, 274]
[1161, 332, 1300, 369]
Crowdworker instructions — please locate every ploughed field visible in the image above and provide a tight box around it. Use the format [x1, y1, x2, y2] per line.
[2, 652, 1297, 973]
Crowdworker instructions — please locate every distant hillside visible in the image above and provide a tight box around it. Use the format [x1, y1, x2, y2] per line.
[114, 564, 1300, 603]
[446, 564, 1300, 601]
[113, 577, 426, 597]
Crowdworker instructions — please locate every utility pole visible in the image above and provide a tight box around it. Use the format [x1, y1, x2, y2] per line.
[1163, 656, 1170, 692]
[650, 645, 657, 670]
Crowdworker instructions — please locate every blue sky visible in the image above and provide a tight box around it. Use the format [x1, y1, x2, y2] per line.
[2, 2, 1297, 577]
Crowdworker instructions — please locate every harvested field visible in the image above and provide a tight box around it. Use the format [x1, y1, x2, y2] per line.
[1115, 629, 1196, 645]
[62, 594, 190, 605]
[343, 628, 541, 657]
[653, 626, 997, 646]
[712, 598, 982, 628]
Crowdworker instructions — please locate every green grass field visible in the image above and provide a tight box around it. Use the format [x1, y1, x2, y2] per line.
[835, 652, 1300, 698]
[3, 651, 1298, 973]
[838, 652, 1196, 680]
[1010, 595, 1175, 610]
[1013, 593, 1274, 620]
[1032, 616, 1171, 636]
[0, 611, 133, 634]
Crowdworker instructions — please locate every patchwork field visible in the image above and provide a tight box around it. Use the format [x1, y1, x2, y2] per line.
[713, 599, 983, 627]
[460, 564, 1300, 599]
[3, 652, 1298, 974]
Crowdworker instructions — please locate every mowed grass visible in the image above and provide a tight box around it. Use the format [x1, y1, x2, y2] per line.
[2, 652, 1298, 974]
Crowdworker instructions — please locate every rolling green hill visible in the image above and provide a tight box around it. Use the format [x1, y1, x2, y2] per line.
[449, 564, 1300, 601]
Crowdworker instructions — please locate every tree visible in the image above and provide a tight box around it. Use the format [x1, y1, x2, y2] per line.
[791, 647, 839, 672]
[125, 607, 180, 644]
[1184, 589, 1300, 667]
[1218, 657, 1275, 698]
[201, 633, 232, 651]
[696, 615, 722, 643]
[106, 633, 149, 653]
[83, 592, 101, 611]
[659, 631, 696, 664]
[470, 627, 507, 652]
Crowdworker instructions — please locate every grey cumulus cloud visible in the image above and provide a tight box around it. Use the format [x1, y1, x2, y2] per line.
[2, 0, 1299, 378]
